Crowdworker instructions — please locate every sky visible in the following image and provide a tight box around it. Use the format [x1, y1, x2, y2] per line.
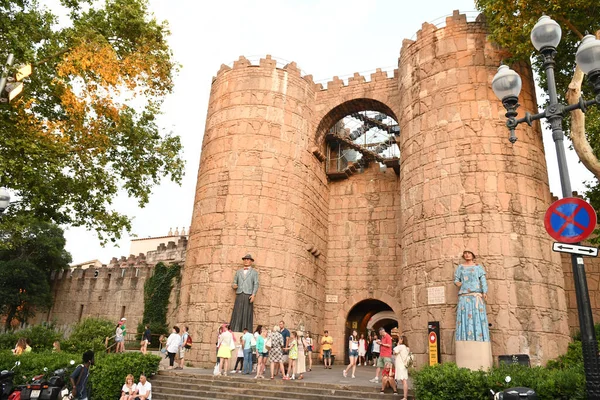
[58, 0, 594, 264]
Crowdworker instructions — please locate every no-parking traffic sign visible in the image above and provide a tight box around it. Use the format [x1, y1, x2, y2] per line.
[544, 198, 597, 244]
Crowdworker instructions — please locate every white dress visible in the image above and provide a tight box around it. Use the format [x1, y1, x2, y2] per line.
[358, 338, 366, 356]
[393, 344, 409, 381]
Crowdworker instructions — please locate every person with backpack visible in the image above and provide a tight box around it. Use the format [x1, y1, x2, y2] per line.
[70, 350, 94, 400]
[178, 326, 190, 369]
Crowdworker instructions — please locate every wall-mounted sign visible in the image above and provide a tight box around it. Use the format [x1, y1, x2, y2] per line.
[427, 286, 445, 305]
[326, 295, 338, 303]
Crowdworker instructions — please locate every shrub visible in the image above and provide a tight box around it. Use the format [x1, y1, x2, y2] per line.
[90, 353, 161, 400]
[62, 317, 115, 354]
[413, 362, 586, 400]
[546, 341, 585, 372]
[0, 350, 80, 384]
[0, 324, 62, 352]
[0, 332, 17, 352]
[0, 350, 160, 400]
[413, 363, 488, 400]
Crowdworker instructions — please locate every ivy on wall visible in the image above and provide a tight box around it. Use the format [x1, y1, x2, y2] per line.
[139, 262, 181, 337]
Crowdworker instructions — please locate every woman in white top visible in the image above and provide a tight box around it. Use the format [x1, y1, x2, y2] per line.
[120, 374, 136, 400]
[371, 332, 380, 367]
[393, 335, 410, 400]
[358, 333, 367, 365]
[217, 324, 234, 376]
[343, 330, 359, 379]
[166, 326, 182, 370]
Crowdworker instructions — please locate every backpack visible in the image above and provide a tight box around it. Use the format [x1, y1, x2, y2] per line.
[185, 334, 193, 349]
[405, 352, 415, 368]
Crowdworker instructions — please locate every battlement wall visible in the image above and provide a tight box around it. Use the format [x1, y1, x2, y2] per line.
[37, 238, 186, 331]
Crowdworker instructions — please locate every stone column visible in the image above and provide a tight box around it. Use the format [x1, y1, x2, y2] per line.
[181, 56, 328, 366]
[397, 11, 570, 366]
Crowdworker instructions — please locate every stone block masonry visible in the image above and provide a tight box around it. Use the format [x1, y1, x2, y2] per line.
[179, 11, 578, 367]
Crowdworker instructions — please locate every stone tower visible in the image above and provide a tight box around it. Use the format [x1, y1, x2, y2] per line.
[180, 56, 329, 366]
[397, 13, 569, 364]
[181, 11, 570, 367]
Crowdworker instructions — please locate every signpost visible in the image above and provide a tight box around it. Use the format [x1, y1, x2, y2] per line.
[544, 197, 597, 244]
[553, 242, 598, 257]
[428, 321, 440, 366]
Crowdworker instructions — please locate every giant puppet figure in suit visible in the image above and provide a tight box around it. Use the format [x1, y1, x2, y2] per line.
[230, 253, 259, 332]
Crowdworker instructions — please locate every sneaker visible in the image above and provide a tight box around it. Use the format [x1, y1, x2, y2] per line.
[370, 377, 379, 383]
[237, 371, 242, 374]
[352, 375, 356, 378]
[358, 363, 361, 366]
[230, 370, 236, 373]
[343, 370, 347, 378]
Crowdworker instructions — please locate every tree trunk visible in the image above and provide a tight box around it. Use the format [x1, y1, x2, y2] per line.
[567, 31, 600, 181]
[4, 306, 16, 331]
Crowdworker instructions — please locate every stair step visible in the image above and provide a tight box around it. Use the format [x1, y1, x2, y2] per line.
[152, 381, 402, 400]
[152, 373, 389, 395]
[151, 370, 413, 400]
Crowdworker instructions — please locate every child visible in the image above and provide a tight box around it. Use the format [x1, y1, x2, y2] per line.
[284, 331, 298, 380]
[232, 342, 244, 373]
[380, 362, 398, 395]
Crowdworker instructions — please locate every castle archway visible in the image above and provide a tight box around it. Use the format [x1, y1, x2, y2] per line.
[316, 99, 401, 180]
[343, 298, 399, 364]
[315, 98, 399, 147]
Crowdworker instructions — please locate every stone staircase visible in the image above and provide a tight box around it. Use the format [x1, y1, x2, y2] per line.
[151, 371, 413, 400]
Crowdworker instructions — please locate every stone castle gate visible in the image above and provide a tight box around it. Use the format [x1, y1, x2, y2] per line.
[179, 11, 572, 367]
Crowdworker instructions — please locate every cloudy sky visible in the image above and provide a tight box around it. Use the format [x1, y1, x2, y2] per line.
[59, 0, 594, 264]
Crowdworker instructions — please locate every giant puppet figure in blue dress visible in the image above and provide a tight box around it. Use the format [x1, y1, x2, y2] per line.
[454, 250, 492, 370]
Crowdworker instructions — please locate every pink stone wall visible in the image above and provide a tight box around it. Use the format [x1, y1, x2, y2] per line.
[397, 13, 569, 365]
[323, 164, 402, 357]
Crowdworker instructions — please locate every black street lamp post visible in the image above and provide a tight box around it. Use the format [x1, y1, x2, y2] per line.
[492, 16, 600, 398]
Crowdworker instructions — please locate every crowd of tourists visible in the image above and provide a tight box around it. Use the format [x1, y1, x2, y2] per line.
[214, 322, 411, 398]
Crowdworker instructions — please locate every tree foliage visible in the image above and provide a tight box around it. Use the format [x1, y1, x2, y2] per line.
[0, 215, 71, 329]
[0, 0, 184, 243]
[475, 1, 600, 200]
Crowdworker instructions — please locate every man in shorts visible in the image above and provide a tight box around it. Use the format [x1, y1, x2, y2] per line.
[370, 327, 392, 383]
[321, 330, 333, 369]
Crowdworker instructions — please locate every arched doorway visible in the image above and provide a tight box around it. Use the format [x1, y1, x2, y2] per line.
[344, 299, 398, 364]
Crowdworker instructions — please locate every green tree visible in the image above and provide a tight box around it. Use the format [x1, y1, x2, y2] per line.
[475, 1, 600, 205]
[0, 0, 184, 244]
[0, 216, 71, 329]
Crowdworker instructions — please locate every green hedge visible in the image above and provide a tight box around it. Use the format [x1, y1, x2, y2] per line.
[0, 350, 79, 383]
[90, 352, 161, 400]
[62, 317, 116, 354]
[413, 363, 585, 400]
[0, 324, 62, 352]
[0, 350, 160, 400]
